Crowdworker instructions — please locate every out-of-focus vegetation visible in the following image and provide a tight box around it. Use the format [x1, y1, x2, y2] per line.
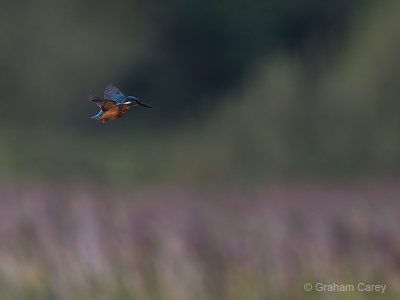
[0, 182, 399, 300]
[1, 2, 400, 299]
[1, 0, 399, 182]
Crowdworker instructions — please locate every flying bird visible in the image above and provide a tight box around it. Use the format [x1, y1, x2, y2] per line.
[89, 84, 152, 124]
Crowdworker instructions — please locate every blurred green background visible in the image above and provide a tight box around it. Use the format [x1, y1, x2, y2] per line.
[0, 0, 400, 299]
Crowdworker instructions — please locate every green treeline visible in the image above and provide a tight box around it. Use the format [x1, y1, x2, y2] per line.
[1, 0, 399, 181]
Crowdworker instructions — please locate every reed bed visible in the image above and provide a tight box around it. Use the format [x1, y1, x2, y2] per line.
[0, 181, 398, 299]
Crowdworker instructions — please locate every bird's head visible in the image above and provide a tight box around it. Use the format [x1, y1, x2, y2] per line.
[123, 96, 152, 108]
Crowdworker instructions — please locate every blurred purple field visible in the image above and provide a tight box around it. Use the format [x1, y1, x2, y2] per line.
[0, 180, 399, 299]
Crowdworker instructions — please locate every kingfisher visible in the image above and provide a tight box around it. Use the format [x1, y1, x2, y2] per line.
[89, 83, 152, 124]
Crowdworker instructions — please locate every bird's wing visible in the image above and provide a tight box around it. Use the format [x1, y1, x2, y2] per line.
[104, 83, 125, 104]
[88, 95, 118, 111]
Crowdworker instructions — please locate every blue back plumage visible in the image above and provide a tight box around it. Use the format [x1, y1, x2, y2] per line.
[104, 83, 125, 104]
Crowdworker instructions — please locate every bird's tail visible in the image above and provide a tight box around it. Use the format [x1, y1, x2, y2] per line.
[91, 110, 104, 119]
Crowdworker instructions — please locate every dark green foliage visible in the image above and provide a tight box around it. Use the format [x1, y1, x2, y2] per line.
[1, 0, 399, 181]
[124, 0, 372, 123]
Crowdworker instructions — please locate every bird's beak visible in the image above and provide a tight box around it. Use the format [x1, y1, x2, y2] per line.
[137, 101, 152, 108]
